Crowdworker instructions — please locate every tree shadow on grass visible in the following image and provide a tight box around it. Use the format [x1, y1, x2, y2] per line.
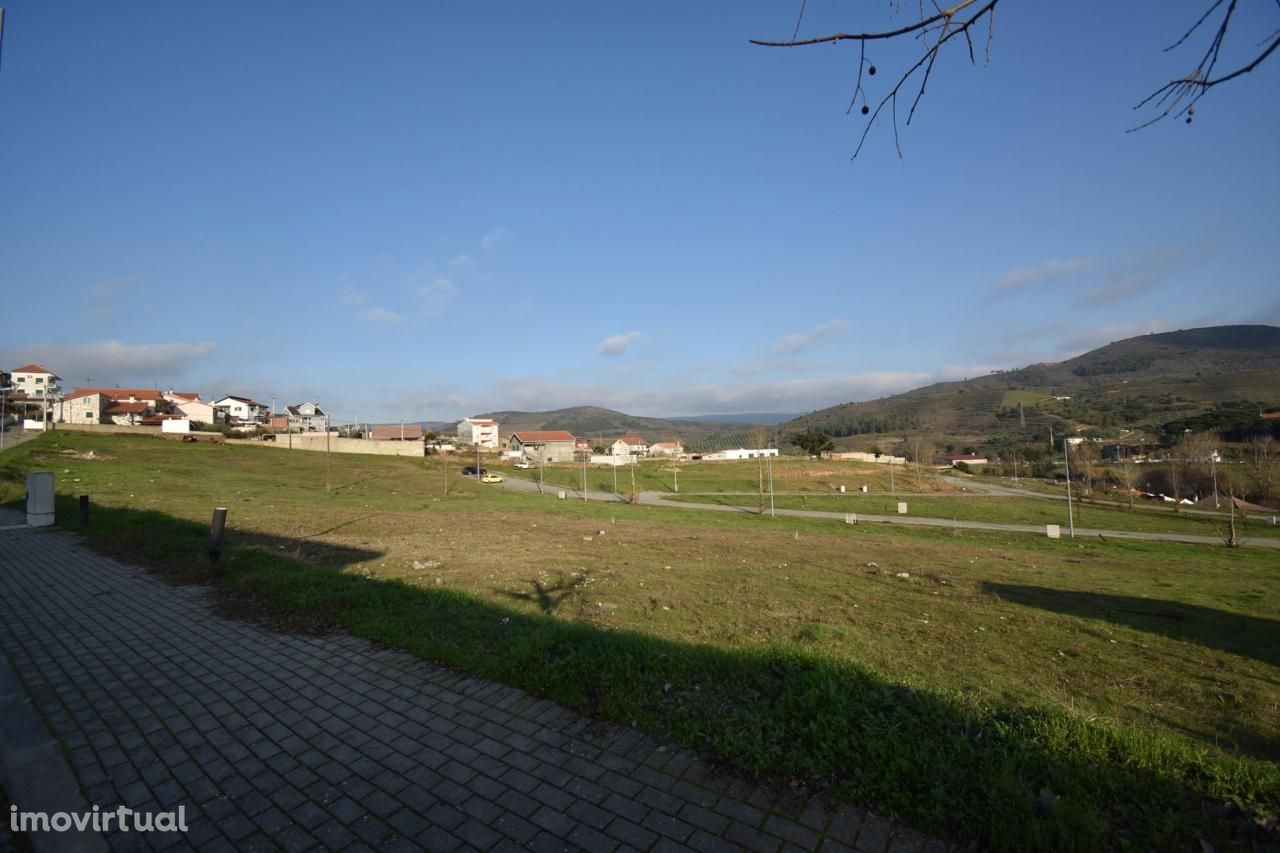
[11, 497, 1278, 851]
[980, 583, 1280, 669]
[497, 571, 590, 614]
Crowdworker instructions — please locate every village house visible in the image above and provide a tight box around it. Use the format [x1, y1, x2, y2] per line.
[8, 364, 60, 401]
[610, 435, 649, 457]
[509, 431, 577, 464]
[54, 390, 109, 424]
[942, 453, 989, 467]
[212, 395, 269, 425]
[648, 440, 684, 458]
[285, 401, 329, 432]
[457, 417, 500, 448]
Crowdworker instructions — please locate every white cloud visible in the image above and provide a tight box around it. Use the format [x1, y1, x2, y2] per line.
[449, 254, 474, 267]
[358, 307, 402, 325]
[598, 331, 643, 356]
[480, 227, 508, 251]
[416, 278, 457, 315]
[1, 340, 216, 384]
[996, 257, 1092, 293]
[771, 320, 848, 354]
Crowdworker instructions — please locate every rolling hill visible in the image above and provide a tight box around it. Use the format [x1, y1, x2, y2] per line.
[782, 325, 1280, 452]
[468, 406, 775, 451]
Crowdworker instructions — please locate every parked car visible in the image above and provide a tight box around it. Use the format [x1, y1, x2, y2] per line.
[461, 466, 488, 476]
[513, 461, 530, 469]
[480, 473, 504, 484]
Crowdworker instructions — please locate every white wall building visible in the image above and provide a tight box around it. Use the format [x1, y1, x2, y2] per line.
[610, 435, 649, 457]
[699, 448, 779, 461]
[213, 396, 269, 424]
[176, 400, 218, 425]
[457, 417, 499, 448]
[9, 364, 60, 399]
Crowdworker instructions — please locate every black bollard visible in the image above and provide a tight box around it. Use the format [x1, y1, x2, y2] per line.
[79, 494, 89, 527]
[208, 507, 228, 565]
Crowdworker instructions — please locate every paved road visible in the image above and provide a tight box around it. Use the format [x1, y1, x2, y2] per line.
[0, 508, 943, 852]
[499, 475, 1280, 549]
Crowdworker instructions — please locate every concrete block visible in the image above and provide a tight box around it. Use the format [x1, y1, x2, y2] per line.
[26, 471, 55, 527]
[1046, 524, 1060, 539]
[896, 502, 907, 515]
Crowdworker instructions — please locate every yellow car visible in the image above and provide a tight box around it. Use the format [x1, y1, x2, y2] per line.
[480, 473, 504, 484]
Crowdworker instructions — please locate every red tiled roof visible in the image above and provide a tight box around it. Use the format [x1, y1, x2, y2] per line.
[11, 364, 58, 376]
[105, 402, 150, 414]
[73, 387, 164, 401]
[512, 431, 576, 443]
[617, 435, 648, 445]
[64, 389, 105, 402]
[371, 425, 424, 441]
[651, 442, 682, 449]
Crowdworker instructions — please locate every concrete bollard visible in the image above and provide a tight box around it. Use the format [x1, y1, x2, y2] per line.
[558, 491, 566, 500]
[26, 471, 55, 527]
[1046, 524, 1061, 539]
[208, 507, 228, 564]
[838, 485, 846, 493]
[897, 502, 908, 514]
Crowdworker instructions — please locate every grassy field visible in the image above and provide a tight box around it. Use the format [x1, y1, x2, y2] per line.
[662, 492, 1280, 538]
[508, 456, 952, 496]
[2, 432, 1277, 850]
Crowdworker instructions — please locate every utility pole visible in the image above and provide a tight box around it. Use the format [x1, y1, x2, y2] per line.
[612, 460, 617, 495]
[1210, 453, 1220, 509]
[767, 452, 775, 518]
[581, 451, 587, 500]
[325, 428, 332, 493]
[1063, 438, 1075, 538]
[1012, 453, 1019, 483]
[476, 445, 481, 482]
[1019, 401, 1025, 428]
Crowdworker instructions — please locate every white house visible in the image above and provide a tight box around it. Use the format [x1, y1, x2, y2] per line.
[286, 401, 329, 432]
[610, 435, 649, 457]
[457, 417, 500, 448]
[698, 448, 779, 461]
[9, 364, 60, 399]
[176, 399, 219, 425]
[648, 441, 684, 458]
[213, 395, 269, 424]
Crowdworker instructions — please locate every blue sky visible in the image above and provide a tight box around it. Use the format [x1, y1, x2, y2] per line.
[2, 1, 1277, 423]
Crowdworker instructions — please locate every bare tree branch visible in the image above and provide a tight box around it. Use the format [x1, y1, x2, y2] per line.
[1130, 0, 1280, 131]
[754, 0, 1278, 157]
[750, 0, 989, 48]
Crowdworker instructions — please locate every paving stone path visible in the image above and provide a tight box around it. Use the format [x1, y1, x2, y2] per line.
[0, 509, 947, 852]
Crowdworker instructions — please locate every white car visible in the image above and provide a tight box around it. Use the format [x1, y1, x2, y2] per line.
[513, 461, 530, 469]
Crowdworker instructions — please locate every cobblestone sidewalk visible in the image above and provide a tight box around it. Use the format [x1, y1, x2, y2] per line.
[0, 509, 946, 852]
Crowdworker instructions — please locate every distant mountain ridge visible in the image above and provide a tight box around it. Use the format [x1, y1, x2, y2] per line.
[667, 412, 800, 425]
[467, 406, 775, 451]
[782, 324, 1280, 450]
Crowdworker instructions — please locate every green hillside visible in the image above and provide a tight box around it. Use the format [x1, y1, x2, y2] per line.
[783, 325, 1280, 452]
[471, 406, 770, 451]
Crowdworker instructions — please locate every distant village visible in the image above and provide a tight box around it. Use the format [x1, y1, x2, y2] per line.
[0, 363, 786, 465]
